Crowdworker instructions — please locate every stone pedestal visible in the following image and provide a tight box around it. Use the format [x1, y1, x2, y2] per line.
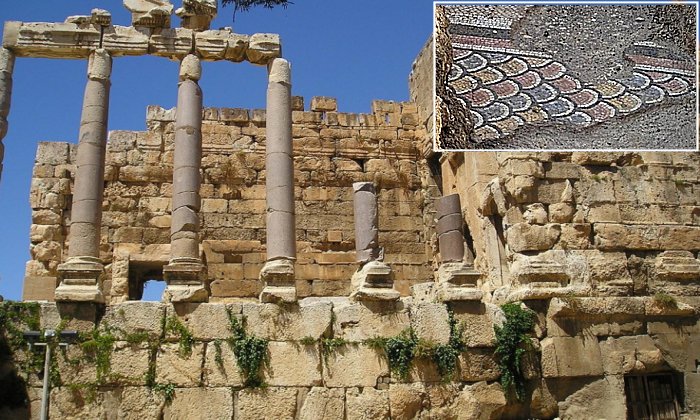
[56, 49, 112, 303]
[55, 257, 104, 303]
[163, 54, 208, 303]
[0, 47, 15, 183]
[260, 58, 297, 303]
[350, 182, 399, 301]
[434, 194, 483, 302]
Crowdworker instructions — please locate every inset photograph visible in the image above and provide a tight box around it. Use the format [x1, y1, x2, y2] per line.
[434, 2, 699, 151]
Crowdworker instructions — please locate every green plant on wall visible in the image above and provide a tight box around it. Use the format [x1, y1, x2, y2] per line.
[430, 310, 466, 381]
[494, 303, 535, 402]
[226, 309, 268, 387]
[79, 327, 117, 384]
[165, 316, 194, 358]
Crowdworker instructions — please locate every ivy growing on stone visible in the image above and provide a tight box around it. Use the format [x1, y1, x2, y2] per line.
[79, 327, 117, 384]
[494, 303, 535, 402]
[165, 316, 194, 358]
[430, 310, 466, 381]
[226, 309, 268, 387]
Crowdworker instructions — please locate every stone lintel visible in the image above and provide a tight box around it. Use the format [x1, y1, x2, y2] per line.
[2, 20, 281, 64]
[506, 285, 590, 303]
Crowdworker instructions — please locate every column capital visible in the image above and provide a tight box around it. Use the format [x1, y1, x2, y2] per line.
[179, 53, 201, 81]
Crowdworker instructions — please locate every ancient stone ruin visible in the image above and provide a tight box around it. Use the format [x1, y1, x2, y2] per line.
[0, 2, 698, 419]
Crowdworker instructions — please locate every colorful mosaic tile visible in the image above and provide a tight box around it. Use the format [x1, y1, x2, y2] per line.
[445, 6, 697, 144]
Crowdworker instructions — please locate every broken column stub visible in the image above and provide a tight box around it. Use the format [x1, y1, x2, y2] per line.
[260, 58, 297, 304]
[350, 182, 400, 301]
[0, 47, 15, 183]
[163, 54, 208, 303]
[124, 0, 174, 28]
[435, 194, 482, 302]
[55, 49, 112, 303]
[176, 0, 217, 31]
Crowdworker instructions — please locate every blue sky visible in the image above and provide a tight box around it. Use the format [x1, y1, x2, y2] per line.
[0, 1, 434, 300]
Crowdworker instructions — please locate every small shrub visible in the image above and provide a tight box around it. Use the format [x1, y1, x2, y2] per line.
[653, 293, 678, 309]
[299, 336, 317, 346]
[494, 303, 535, 402]
[226, 309, 268, 387]
[152, 382, 175, 403]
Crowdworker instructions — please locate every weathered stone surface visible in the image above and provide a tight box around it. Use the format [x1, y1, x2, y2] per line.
[166, 302, 234, 340]
[203, 340, 243, 386]
[103, 301, 166, 339]
[124, 0, 174, 28]
[451, 381, 506, 420]
[410, 303, 450, 345]
[451, 302, 499, 347]
[163, 387, 233, 420]
[323, 345, 389, 387]
[506, 223, 560, 252]
[299, 387, 345, 420]
[241, 300, 332, 340]
[558, 376, 626, 420]
[155, 343, 205, 386]
[599, 335, 665, 375]
[266, 341, 322, 386]
[236, 388, 298, 419]
[388, 383, 426, 420]
[332, 300, 410, 341]
[541, 336, 603, 378]
[346, 387, 390, 420]
[115, 387, 166, 420]
[246, 33, 282, 65]
[459, 348, 500, 381]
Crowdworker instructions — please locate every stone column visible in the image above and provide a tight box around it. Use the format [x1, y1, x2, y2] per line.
[350, 182, 399, 301]
[435, 194, 481, 302]
[55, 49, 112, 303]
[259, 58, 297, 304]
[0, 47, 14, 183]
[162, 54, 208, 303]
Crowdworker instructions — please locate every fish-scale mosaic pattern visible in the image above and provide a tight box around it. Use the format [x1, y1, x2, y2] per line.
[448, 36, 696, 143]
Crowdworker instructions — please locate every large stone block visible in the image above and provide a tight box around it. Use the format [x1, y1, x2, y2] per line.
[203, 340, 243, 387]
[266, 342, 322, 386]
[166, 303, 236, 340]
[155, 343, 205, 386]
[410, 303, 450, 345]
[323, 345, 389, 387]
[388, 383, 427, 420]
[114, 387, 166, 420]
[451, 302, 498, 348]
[102, 301, 166, 340]
[558, 376, 626, 420]
[506, 223, 560, 252]
[541, 336, 603, 378]
[299, 387, 345, 420]
[241, 300, 332, 340]
[346, 387, 390, 420]
[459, 348, 500, 382]
[236, 388, 298, 419]
[163, 388, 233, 420]
[111, 342, 152, 385]
[332, 300, 410, 341]
[451, 381, 506, 420]
[599, 335, 664, 375]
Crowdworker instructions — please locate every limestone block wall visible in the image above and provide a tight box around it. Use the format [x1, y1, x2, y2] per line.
[23, 97, 436, 303]
[440, 151, 700, 300]
[2, 297, 698, 419]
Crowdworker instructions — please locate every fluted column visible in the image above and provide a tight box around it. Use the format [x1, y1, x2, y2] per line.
[435, 193, 482, 302]
[0, 47, 14, 183]
[350, 182, 399, 301]
[163, 54, 208, 303]
[259, 58, 297, 303]
[56, 49, 112, 303]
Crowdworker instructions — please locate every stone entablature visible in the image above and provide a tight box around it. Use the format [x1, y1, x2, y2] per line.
[23, 98, 433, 304]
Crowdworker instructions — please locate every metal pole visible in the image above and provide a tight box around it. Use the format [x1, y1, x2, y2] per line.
[40, 342, 51, 420]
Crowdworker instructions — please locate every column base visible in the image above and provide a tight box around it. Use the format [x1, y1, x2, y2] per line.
[350, 260, 400, 302]
[55, 257, 105, 303]
[163, 259, 208, 303]
[435, 262, 483, 302]
[259, 259, 296, 303]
